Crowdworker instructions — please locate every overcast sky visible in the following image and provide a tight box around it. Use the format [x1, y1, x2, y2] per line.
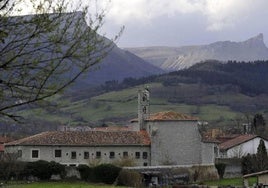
[97, 0, 268, 48]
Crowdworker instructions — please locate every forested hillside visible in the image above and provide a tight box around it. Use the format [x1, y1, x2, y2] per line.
[163, 60, 268, 95]
[2, 60, 268, 137]
[99, 60, 268, 96]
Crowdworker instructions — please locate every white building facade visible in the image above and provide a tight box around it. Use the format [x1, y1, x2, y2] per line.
[219, 135, 268, 158]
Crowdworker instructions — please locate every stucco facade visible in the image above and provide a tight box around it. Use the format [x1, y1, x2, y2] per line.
[5, 145, 150, 166]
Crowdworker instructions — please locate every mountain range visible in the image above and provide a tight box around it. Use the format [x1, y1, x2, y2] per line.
[80, 43, 164, 86]
[125, 33, 268, 71]
[5, 13, 268, 85]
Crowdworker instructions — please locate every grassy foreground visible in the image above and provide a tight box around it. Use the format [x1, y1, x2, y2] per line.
[2, 181, 125, 188]
[204, 177, 257, 186]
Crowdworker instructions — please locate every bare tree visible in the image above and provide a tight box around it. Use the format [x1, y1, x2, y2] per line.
[0, 0, 121, 120]
[0, 151, 24, 182]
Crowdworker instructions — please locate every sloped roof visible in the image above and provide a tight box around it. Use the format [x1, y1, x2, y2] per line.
[5, 130, 151, 147]
[92, 126, 133, 131]
[219, 134, 259, 150]
[131, 111, 198, 122]
[202, 137, 220, 143]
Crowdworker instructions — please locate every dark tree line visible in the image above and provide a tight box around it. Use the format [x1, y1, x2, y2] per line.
[99, 60, 268, 96]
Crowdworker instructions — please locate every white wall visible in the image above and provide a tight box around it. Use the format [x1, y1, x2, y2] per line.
[226, 137, 268, 158]
[5, 145, 150, 166]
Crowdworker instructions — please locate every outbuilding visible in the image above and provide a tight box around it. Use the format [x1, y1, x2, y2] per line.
[243, 170, 268, 187]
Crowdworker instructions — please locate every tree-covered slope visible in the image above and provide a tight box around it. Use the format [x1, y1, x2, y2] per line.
[3, 60, 268, 137]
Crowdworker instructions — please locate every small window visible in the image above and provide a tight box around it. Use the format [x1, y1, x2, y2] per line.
[55, 149, 62, 158]
[135, 152, 140, 159]
[32, 150, 39, 158]
[18, 150, 22, 158]
[143, 152, 148, 159]
[71, 151, 76, 159]
[84, 152, 89, 159]
[109, 151, 115, 159]
[96, 151, 101, 158]
[143, 162, 148, 166]
[123, 151, 128, 158]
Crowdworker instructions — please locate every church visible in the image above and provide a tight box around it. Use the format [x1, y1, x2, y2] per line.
[5, 88, 217, 168]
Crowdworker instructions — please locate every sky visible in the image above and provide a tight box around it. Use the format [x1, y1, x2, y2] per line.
[97, 0, 268, 48]
[9, 0, 268, 48]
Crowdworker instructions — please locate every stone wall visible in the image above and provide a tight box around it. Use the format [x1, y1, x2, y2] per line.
[147, 120, 213, 166]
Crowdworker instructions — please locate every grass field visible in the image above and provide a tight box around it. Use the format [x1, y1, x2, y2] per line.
[3, 177, 257, 187]
[204, 177, 257, 186]
[3, 182, 125, 188]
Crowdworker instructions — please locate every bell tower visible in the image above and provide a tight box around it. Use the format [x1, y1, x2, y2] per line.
[138, 87, 150, 130]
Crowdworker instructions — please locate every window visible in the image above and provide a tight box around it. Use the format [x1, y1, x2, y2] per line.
[71, 151, 76, 159]
[109, 151, 115, 159]
[96, 151, 101, 158]
[18, 150, 22, 158]
[123, 151, 128, 158]
[143, 152, 148, 159]
[143, 162, 148, 166]
[84, 152, 89, 159]
[31, 150, 39, 158]
[135, 152, 140, 159]
[55, 149, 62, 158]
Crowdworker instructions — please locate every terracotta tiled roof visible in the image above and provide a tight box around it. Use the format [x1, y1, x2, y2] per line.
[5, 130, 151, 146]
[131, 111, 198, 122]
[148, 111, 198, 121]
[92, 126, 133, 131]
[216, 134, 240, 143]
[219, 134, 258, 151]
[202, 137, 220, 143]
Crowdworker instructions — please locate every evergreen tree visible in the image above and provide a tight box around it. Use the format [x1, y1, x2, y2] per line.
[256, 139, 268, 171]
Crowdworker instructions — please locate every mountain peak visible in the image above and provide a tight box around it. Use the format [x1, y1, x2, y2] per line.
[244, 33, 265, 46]
[254, 33, 263, 41]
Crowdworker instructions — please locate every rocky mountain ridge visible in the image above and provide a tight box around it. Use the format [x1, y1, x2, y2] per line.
[126, 33, 268, 71]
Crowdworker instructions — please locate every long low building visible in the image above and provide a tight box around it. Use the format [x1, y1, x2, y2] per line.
[5, 130, 151, 166]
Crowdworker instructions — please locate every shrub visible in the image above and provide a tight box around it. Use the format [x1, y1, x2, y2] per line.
[117, 169, 142, 187]
[25, 160, 52, 180]
[49, 161, 66, 178]
[93, 164, 121, 184]
[77, 164, 93, 181]
[23, 160, 65, 180]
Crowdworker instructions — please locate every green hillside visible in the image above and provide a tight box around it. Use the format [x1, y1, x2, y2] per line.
[5, 60, 268, 137]
[17, 82, 266, 129]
